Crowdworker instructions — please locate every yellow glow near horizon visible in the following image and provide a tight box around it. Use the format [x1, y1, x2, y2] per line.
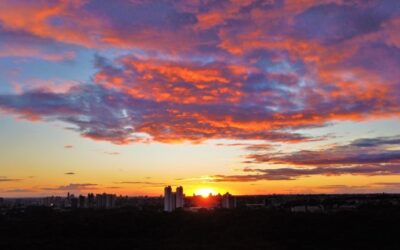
[194, 188, 218, 197]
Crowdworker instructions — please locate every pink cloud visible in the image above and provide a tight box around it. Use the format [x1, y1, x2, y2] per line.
[0, 0, 399, 146]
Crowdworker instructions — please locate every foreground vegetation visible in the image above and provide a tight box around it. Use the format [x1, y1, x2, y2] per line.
[1, 205, 399, 249]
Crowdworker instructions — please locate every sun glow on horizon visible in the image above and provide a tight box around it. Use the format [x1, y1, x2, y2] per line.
[194, 187, 218, 198]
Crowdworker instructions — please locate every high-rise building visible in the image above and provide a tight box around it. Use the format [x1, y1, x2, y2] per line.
[65, 193, 75, 208]
[95, 194, 103, 209]
[221, 192, 236, 209]
[164, 186, 185, 212]
[78, 195, 86, 208]
[87, 193, 95, 208]
[71, 197, 78, 209]
[105, 194, 116, 209]
[176, 186, 184, 208]
[164, 186, 173, 212]
[96, 193, 116, 209]
[171, 192, 176, 210]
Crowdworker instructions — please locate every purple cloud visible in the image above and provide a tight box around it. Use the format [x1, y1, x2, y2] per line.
[213, 164, 400, 182]
[0, 84, 313, 144]
[211, 135, 400, 182]
[293, 2, 396, 44]
[245, 135, 400, 165]
[5, 188, 34, 193]
[0, 0, 399, 147]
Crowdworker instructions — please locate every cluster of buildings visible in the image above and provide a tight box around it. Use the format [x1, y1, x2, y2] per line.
[43, 192, 117, 209]
[1, 185, 237, 212]
[2, 192, 400, 214]
[186, 192, 236, 210]
[163, 186, 236, 212]
[0, 194, 164, 211]
[164, 186, 184, 212]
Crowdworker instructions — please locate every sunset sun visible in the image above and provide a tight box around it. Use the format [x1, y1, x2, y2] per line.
[194, 188, 218, 198]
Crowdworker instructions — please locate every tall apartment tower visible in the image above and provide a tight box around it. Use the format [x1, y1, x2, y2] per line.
[164, 186, 184, 212]
[164, 186, 173, 212]
[176, 186, 184, 208]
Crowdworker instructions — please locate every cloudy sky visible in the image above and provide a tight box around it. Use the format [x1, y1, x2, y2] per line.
[0, 0, 400, 197]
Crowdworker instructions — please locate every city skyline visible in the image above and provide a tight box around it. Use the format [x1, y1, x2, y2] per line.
[1, 0, 400, 197]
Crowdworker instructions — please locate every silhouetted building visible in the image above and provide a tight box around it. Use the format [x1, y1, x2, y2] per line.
[106, 194, 116, 208]
[221, 192, 236, 209]
[65, 193, 75, 208]
[171, 192, 176, 210]
[164, 186, 186, 212]
[176, 186, 184, 208]
[71, 197, 78, 209]
[87, 193, 95, 208]
[164, 186, 174, 212]
[96, 193, 116, 209]
[79, 195, 86, 208]
[42, 196, 64, 208]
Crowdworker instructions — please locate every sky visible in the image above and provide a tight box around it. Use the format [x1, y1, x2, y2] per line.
[0, 0, 400, 197]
